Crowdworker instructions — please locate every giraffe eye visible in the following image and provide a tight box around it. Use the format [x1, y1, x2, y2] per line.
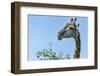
[70, 27, 73, 29]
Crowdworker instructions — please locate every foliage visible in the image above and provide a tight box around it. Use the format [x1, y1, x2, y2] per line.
[36, 48, 70, 60]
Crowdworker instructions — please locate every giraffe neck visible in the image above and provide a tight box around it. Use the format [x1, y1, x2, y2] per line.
[74, 31, 81, 59]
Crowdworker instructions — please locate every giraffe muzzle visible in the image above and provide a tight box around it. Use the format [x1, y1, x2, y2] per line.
[57, 35, 62, 40]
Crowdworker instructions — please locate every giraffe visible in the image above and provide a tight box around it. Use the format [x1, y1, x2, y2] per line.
[57, 18, 81, 59]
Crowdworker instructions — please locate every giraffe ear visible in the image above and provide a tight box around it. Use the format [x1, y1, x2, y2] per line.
[77, 24, 79, 28]
[77, 24, 80, 29]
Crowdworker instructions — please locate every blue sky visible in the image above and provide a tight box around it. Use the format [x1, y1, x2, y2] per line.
[28, 15, 88, 61]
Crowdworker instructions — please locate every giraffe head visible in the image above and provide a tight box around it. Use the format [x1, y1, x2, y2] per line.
[57, 18, 79, 40]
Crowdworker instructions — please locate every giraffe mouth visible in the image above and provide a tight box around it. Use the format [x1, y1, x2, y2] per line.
[57, 31, 65, 40]
[58, 38, 61, 40]
[57, 36, 62, 40]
